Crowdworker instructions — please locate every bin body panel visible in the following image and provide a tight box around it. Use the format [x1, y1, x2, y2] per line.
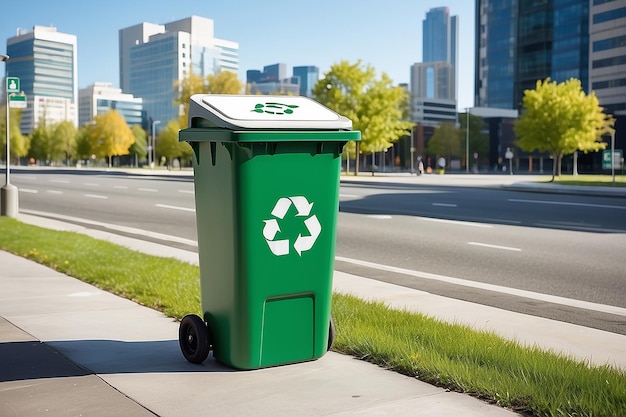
[191, 133, 344, 369]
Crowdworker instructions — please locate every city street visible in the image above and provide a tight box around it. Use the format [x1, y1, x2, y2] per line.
[11, 167, 626, 334]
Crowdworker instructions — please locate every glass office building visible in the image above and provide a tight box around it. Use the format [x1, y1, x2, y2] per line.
[410, 6, 459, 125]
[292, 66, 319, 97]
[78, 82, 143, 127]
[119, 16, 239, 128]
[475, 0, 590, 109]
[5, 25, 78, 133]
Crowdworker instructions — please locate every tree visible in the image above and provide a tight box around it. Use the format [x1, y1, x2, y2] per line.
[89, 110, 135, 167]
[312, 60, 413, 171]
[54, 121, 77, 166]
[0, 106, 28, 163]
[155, 120, 192, 168]
[129, 124, 147, 167]
[175, 70, 243, 128]
[515, 78, 612, 180]
[427, 122, 462, 168]
[29, 123, 54, 164]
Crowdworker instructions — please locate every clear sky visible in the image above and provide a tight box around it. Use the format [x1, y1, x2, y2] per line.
[1, 0, 475, 109]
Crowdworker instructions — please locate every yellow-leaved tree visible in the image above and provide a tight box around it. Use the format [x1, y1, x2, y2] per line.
[175, 70, 243, 128]
[312, 60, 413, 174]
[88, 110, 135, 167]
[515, 78, 613, 181]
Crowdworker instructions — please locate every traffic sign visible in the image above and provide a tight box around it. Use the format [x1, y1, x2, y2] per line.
[9, 93, 26, 109]
[602, 149, 623, 170]
[6, 77, 19, 93]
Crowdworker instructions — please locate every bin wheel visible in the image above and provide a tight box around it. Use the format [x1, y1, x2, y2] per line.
[179, 314, 210, 364]
[328, 316, 336, 351]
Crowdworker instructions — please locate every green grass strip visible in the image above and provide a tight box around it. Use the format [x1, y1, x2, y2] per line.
[1, 218, 625, 417]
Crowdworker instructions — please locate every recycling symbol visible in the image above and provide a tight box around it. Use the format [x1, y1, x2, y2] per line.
[263, 196, 321, 257]
[251, 102, 299, 115]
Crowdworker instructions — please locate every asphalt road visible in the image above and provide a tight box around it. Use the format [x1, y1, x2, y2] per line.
[11, 168, 626, 335]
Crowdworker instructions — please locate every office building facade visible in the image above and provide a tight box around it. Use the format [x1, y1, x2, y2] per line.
[245, 63, 307, 96]
[590, 0, 626, 116]
[293, 66, 319, 97]
[78, 82, 143, 127]
[411, 7, 459, 125]
[475, 0, 591, 110]
[119, 16, 239, 128]
[5, 25, 78, 134]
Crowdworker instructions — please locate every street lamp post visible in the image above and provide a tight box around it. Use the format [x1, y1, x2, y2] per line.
[465, 108, 470, 173]
[151, 120, 161, 169]
[1, 53, 18, 218]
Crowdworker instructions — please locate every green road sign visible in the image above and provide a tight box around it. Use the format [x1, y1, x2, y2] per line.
[6, 77, 19, 93]
[9, 93, 26, 109]
[602, 149, 623, 170]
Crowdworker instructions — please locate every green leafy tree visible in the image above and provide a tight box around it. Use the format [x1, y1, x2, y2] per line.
[89, 110, 135, 167]
[74, 125, 93, 162]
[427, 122, 462, 168]
[515, 78, 612, 180]
[1, 106, 28, 163]
[129, 124, 147, 167]
[155, 120, 192, 168]
[175, 70, 243, 128]
[54, 121, 77, 166]
[28, 123, 54, 164]
[312, 60, 413, 169]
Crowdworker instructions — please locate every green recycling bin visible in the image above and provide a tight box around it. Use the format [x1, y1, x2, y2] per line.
[178, 94, 360, 370]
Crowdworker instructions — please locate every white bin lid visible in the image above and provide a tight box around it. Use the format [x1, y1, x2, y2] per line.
[188, 94, 353, 130]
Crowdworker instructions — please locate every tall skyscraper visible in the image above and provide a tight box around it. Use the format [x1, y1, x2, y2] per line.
[5, 25, 78, 133]
[119, 16, 239, 127]
[410, 6, 459, 125]
[423, 6, 458, 75]
[475, 0, 591, 110]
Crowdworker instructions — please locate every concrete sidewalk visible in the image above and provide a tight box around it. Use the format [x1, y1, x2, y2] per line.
[0, 249, 521, 417]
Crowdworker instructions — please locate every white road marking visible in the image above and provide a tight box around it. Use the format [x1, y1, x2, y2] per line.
[178, 190, 194, 194]
[155, 204, 195, 213]
[339, 194, 359, 198]
[83, 182, 99, 187]
[335, 256, 626, 317]
[19, 209, 198, 247]
[50, 179, 69, 183]
[47, 190, 63, 195]
[468, 241, 521, 252]
[139, 188, 158, 192]
[19, 188, 38, 193]
[432, 203, 457, 207]
[418, 217, 493, 228]
[367, 215, 392, 219]
[509, 198, 626, 210]
[84, 194, 108, 199]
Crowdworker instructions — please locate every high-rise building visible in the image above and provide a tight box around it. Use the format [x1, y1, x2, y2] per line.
[409, 62, 457, 124]
[423, 7, 458, 78]
[590, 0, 626, 115]
[119, 16, 239, 128]
[78, 82, 143, 127]
[410, 6, 459, 125]
[292, 66, 319, 97]
[5, 25, 78, 134]
[475, 0, 591, 110]
[246, 63, 311, 96]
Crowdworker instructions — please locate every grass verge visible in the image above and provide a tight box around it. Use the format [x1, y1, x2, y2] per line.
[543, 174, 626, 187]
[1, 218, 625, 417]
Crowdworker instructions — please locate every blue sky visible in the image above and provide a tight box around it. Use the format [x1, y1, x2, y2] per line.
[1, 0, 475, 108]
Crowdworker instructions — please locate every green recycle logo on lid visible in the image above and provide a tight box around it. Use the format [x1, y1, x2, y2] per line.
[251, 102, 299, 115]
